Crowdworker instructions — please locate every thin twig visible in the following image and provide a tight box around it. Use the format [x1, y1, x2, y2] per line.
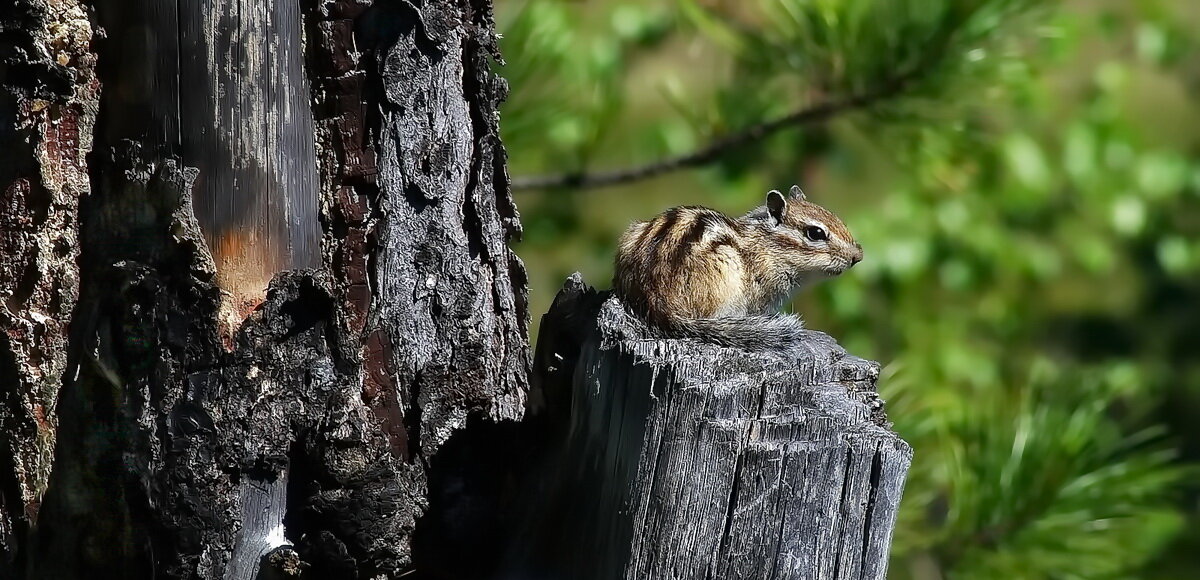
[510, 71, 920, 191]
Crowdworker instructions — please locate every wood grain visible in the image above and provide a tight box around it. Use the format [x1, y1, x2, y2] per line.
[15, 0, 529, 577]
[515, 275, 911, 579]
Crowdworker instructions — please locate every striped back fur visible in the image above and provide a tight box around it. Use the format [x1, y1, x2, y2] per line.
[613, 187, 860, 349]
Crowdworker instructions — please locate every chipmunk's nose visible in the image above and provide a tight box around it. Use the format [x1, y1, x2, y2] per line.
[850, 243, 863, 265]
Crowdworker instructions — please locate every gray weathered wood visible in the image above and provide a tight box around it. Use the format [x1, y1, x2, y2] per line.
[518, 275, 911, 579]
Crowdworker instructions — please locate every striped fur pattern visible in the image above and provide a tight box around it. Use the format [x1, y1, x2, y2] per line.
[613, 186, 863, 349]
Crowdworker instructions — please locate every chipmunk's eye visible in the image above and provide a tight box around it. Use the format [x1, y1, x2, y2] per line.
[804, 226, 828, 241]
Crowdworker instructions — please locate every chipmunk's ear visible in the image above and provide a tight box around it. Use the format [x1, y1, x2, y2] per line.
[789, 185, 807, 201]
[766, 189, 787, 224]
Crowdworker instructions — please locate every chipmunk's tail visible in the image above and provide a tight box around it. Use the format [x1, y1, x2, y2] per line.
[667, 314, 806, 350]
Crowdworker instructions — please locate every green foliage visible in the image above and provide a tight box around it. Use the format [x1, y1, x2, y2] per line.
[501, 0, 1051, 176]
[679, 0, 1043, 108]
[890, 364, 1189, 579]
[499, 1, 675, 169]
[497, 0, 1200, 577]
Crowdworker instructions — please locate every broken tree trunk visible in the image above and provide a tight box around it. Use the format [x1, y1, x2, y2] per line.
[509, 275, 912, 580]
[2, 0, 528, 578]
[1, 0, 910, 578]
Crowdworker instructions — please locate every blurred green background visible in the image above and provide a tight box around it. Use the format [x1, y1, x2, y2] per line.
[495, 0, 1200, 577]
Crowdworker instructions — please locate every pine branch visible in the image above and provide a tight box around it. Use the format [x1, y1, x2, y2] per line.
[509, 70, 920, 191]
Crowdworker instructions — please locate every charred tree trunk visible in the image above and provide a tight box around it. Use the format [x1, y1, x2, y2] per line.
[1, 0, 909, 578]
[0, 1, 98, 574]
[2, 0, 526, 577]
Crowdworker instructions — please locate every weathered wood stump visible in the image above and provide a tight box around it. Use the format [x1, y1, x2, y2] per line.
[515, 275, 911, 579]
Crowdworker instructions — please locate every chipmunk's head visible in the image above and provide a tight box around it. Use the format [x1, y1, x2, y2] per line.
[761, 185, 863, 279]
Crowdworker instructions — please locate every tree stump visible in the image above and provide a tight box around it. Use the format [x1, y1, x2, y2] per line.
[517, 275, 912, 579]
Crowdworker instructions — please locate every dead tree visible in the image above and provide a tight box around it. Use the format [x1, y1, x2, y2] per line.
[502, 276, 911, 580]
[0, 0, 909, 578]
[3, 0, 525, 577]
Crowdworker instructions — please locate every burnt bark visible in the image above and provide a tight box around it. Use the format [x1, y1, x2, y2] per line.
[0, 0, 910, 578]
[2, 0, 527, 578]
[0, 0, 98, 573]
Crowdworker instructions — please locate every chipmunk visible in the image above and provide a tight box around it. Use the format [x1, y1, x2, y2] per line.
[613, 185, 862, 349]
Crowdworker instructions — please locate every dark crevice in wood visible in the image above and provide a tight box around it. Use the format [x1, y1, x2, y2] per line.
[403, 182, 436, 214]
[716, 446, 749, 572]
[0, 334, 26, 576]
[407, 367, 425, 461]
[460, 33, 491, 264]
[279, 278, 333, 339]
[861, 444, 885, 567]
[461, 191, 485, 260]
[411, 415, 533, 579]
[833, 447, 856, 579]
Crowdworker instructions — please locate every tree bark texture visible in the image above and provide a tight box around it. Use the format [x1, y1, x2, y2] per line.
[0, 0, 528, 577]
[0, 0, 912, 578]
[0, 2, 98, 573]
[512, 275, 912, 580]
